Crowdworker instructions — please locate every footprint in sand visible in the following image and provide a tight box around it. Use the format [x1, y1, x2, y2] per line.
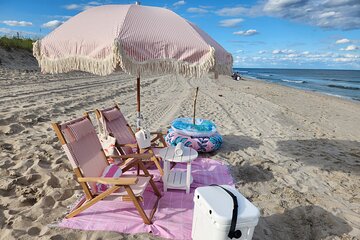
[5, 123, 25, 135]
[50, 235, 65, 240]
[46, 173, 61, 188]
[40, 196, 56, 208]
[57, 189, 75, 201]
[22, 103, 36, 108]
[27, 226, 41, 236]
[1, 142, 13, 151]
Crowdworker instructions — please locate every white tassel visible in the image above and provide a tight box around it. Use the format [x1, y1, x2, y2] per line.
[33, 40, 231, 77]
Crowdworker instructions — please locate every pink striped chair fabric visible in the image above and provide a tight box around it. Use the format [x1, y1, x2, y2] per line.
[96, 164, 122, 192]
[60, 117, 109, 192]
[100, 106, 137, 154]
[60, 116, 151, 196]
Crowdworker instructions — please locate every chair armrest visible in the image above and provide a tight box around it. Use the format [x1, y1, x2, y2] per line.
[150, 131, 168, 147]
[150, 130, 167, 135]
[117, 143, 138, 148]
[77, 176, 138, 185]
[108, 153, 153, 159]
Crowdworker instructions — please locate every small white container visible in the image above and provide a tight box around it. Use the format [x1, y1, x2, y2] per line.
[135, 129, 151, 149]
[192, 185, 260, 240]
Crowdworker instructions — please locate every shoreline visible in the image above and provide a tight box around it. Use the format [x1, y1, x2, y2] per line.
[233, 68, 360, 103]
[241, 76, 360, 104]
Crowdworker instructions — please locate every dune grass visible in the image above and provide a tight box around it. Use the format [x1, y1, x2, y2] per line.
[0, 36, 34, 52]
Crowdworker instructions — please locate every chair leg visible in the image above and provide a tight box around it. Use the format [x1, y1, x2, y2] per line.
[140, 148, 164, 176]
[152, 155, 164, 176]
[137, 160, 162, 197]
[66, 186, 120, 218]
[159, 135, 167, 147]
[124, 185, 151, 225]
[150, 194, 161, 221]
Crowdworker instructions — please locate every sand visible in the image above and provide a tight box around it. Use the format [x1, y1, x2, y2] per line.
[0, 49, 359, 240]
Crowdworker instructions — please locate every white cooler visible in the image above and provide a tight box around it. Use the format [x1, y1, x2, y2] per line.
[192, 185, 260, 240]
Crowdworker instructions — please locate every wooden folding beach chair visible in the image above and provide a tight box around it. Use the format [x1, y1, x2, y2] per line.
[52, 114, 161, 224]
[95, 105, 167, 175]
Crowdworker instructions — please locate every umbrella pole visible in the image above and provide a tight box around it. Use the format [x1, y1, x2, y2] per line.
[193, 87, 199, 125]
[136, 74, 141, 130]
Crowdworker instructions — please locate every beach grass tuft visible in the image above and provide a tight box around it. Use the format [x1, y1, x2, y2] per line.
[0, 36, 34, 52]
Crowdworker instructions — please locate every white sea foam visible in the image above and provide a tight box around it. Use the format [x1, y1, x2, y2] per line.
[282, 79, 306, 84]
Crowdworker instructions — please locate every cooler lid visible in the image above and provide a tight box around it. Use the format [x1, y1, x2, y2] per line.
[194, 185, 260, 226]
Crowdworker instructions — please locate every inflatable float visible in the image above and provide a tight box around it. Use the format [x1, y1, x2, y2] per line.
[165, 118, 222, 152]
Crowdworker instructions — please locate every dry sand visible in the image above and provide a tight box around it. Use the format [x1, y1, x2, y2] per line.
[0, 49, 359, 239]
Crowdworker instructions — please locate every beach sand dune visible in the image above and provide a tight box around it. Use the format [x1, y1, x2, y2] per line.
[0, 63, 359, 239]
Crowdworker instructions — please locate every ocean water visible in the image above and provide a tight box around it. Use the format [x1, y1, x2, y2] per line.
[233, 68, 360, 101]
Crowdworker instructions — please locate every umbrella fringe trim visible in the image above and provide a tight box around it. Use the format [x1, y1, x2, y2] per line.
[33, 40, 230, 77]
[115, 41, 216, 78]
[33, 40, 118, 76]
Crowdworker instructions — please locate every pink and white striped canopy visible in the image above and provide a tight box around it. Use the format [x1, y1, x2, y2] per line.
[33, 4, 233, 77]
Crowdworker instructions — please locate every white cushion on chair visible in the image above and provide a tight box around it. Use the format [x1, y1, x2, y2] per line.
[97, 173, 151, 197]
[113, 176, 151, 197]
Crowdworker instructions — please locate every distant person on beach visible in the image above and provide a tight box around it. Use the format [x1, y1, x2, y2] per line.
[232, 72, 242, 80]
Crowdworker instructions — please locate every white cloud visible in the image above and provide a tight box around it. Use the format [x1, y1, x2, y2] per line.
[336, 38, 351, 44]
[272, 49, 281, 54]
[49, 15, 72, 20]
[259, 50, 267, 54]
[233, 29, 258, 36]
[64, 2, 101, 11]
[340, 45, 359, 51]
[173, 1, 186, 7]
[219, 18, 243, 27]
[218, 0, 360, 30]
[65, 4, 80, 10]
[272, 49, 295, 54]
[199, 5, 214, 9]
[287, 53, 299, 58]
[343, 54, 359, 58]
[2, 20, 32, 27]
[234, 48, 360, 68]
[42, 20, 63, 29]
[216, 7, 248, 16]
[186, 7, 208, 14]
[334, 58, 353, 62]
[264, 0, 360, 30]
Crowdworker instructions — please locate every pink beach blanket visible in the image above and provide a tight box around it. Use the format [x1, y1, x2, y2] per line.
[58, 158, 234, 239]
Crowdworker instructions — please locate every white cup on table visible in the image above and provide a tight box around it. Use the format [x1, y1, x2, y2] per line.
[175, 142, 184, 156]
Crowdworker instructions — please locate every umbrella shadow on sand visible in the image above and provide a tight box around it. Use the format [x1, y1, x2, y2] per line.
[253, 205, 352, 240]
[276, 139, 360, 175]
[200, 134, 262, 159]
[231, 163, 274, 184]
[221, 134, 263, 153]
[207, 135, 271, 184]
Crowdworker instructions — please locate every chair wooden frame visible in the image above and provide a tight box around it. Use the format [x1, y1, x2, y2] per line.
[94, 104, 167, 176]
[52, 114, 162, 224]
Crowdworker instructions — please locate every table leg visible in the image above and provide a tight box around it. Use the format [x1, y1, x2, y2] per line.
[163, 160, 168, 192]
[186, 162, 191, 194]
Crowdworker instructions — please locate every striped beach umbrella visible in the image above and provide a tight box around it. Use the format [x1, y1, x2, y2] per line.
[33, 4, 233, 127]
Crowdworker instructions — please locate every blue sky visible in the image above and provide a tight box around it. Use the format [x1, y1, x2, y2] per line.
[0, 0, 359, 69]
